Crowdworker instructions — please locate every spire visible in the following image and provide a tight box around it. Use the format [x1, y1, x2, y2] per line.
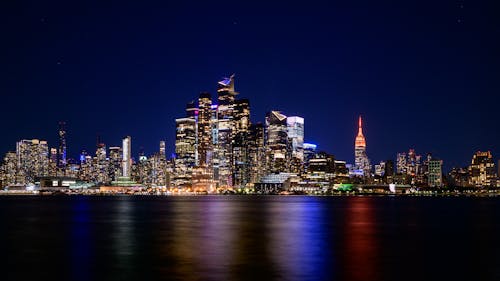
[355, 115, 366, 148]
[358, 116, 363, 135]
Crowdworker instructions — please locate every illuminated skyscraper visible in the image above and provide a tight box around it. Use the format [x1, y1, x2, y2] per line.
[396, 152, 407, 174]
[232, 99, 251, 187]
[287, 116, 304, 173]
[109, 146, 122, 181]
[122, 136, 132, 178]
[58, 121, 67, 168]
[354, 116, 370, 176]
[266, 111, 289, 174]
[303, 143, 317, 173]
[428, 158, 443, 187]
[95, 142, 108, 183]
[159, 140, 166, 160]
[216, 75, 238, 187]
[247, 122, 266, 184]
[469, 151, 496, 187]
[16, 139, 49, 184]
[0, 151, 18, 186]
[173, 103, 197, 187]
[197, 92, 213, 167]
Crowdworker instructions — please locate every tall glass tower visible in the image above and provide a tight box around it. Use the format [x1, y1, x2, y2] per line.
[122, 136, 132, 178]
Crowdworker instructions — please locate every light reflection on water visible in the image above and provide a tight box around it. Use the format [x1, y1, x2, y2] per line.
[1, 196, 500, 281]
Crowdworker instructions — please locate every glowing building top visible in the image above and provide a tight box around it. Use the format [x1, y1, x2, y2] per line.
[355, 116, 366, 148]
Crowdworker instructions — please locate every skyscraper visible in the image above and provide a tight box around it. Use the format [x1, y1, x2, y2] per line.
[16, 139, 49, 184]
[265, 111, 289, 174]
[109, 146, 122, 181]
[287, 116, 304, 173]
[216, 75, 238, 187]
[428, 158, 443, 187]
[354, 116, 370, 176]
[197, 92, 213, 167]
[173, 103, 197, 187]
[58, 121, 67, 168]
[159, 140, 166, 160]
[303, 143, 317, 173]
[122, 136, 132, 178]
[247, 122, 266, 184]
[469, 151, 496, 187]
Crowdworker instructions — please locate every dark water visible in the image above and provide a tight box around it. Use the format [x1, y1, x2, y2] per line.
[1, 196, 499, 281]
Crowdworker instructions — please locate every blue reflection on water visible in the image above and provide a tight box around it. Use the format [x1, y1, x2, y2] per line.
[269, 197, 332, 281]
[70, 196, 91, 281]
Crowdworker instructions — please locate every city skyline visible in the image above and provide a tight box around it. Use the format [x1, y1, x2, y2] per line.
[1, 74, 498, 191]
[1, 1, 499, 170]
[1, 73, 499, 173]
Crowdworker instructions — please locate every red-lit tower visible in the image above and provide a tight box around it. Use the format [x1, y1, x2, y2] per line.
[354, 116, 370, 176]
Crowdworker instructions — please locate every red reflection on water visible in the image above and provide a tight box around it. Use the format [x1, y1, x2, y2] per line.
[342, 197, 380, 281]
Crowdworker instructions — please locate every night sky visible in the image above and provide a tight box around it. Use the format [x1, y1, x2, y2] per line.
[1, 0, 499, 170]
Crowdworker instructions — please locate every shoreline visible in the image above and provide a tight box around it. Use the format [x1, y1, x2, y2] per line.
[1, 191, 499, 197]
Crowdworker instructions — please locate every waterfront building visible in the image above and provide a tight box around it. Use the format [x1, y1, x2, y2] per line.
[469, 151, 496, 187]
[427, 158, 443, 187]
[16, 139, 49, 184]
[333, 160, 350, 183]
[303, 151, 335, 186]
[0, 151, 19, 187]
[303, 143, 317, 173]
[448, 167, 469, 187]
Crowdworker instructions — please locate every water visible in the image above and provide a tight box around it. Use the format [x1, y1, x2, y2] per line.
[1, 196, 499, 281]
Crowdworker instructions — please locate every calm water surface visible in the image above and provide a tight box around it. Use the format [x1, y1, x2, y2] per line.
[1, 196, 499, 281]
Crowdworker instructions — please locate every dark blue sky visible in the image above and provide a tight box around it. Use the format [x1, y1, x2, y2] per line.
[1, 0, 499, 170]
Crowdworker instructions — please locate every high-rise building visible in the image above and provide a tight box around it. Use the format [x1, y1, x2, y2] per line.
[265, 111, 289, 174]
[216, 75, 238, 187]
[173, 103, 197, 187]
[287, 116, 304, 173]
[122, 136, 132, 178]
[428, 158, 443, 187]
[0, 151, 19, 186]
[375, 161, 386, 177]
[247, 122, 266, 184]
[95, 142, 108, 183]
[232, 98, 251, 187]
[469, 151, 496, 187]
[448, 167, 469, 187]
[58, 121, 67, 168]
[354, 116, 370, 176]
[16, 139, 49, 184]
[197, 92, 212, 167]
[109, 146, 122, 181]
[303, 143, 317, 173]
[159, 140, 166, 160]
[396, 152, 407, 174]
